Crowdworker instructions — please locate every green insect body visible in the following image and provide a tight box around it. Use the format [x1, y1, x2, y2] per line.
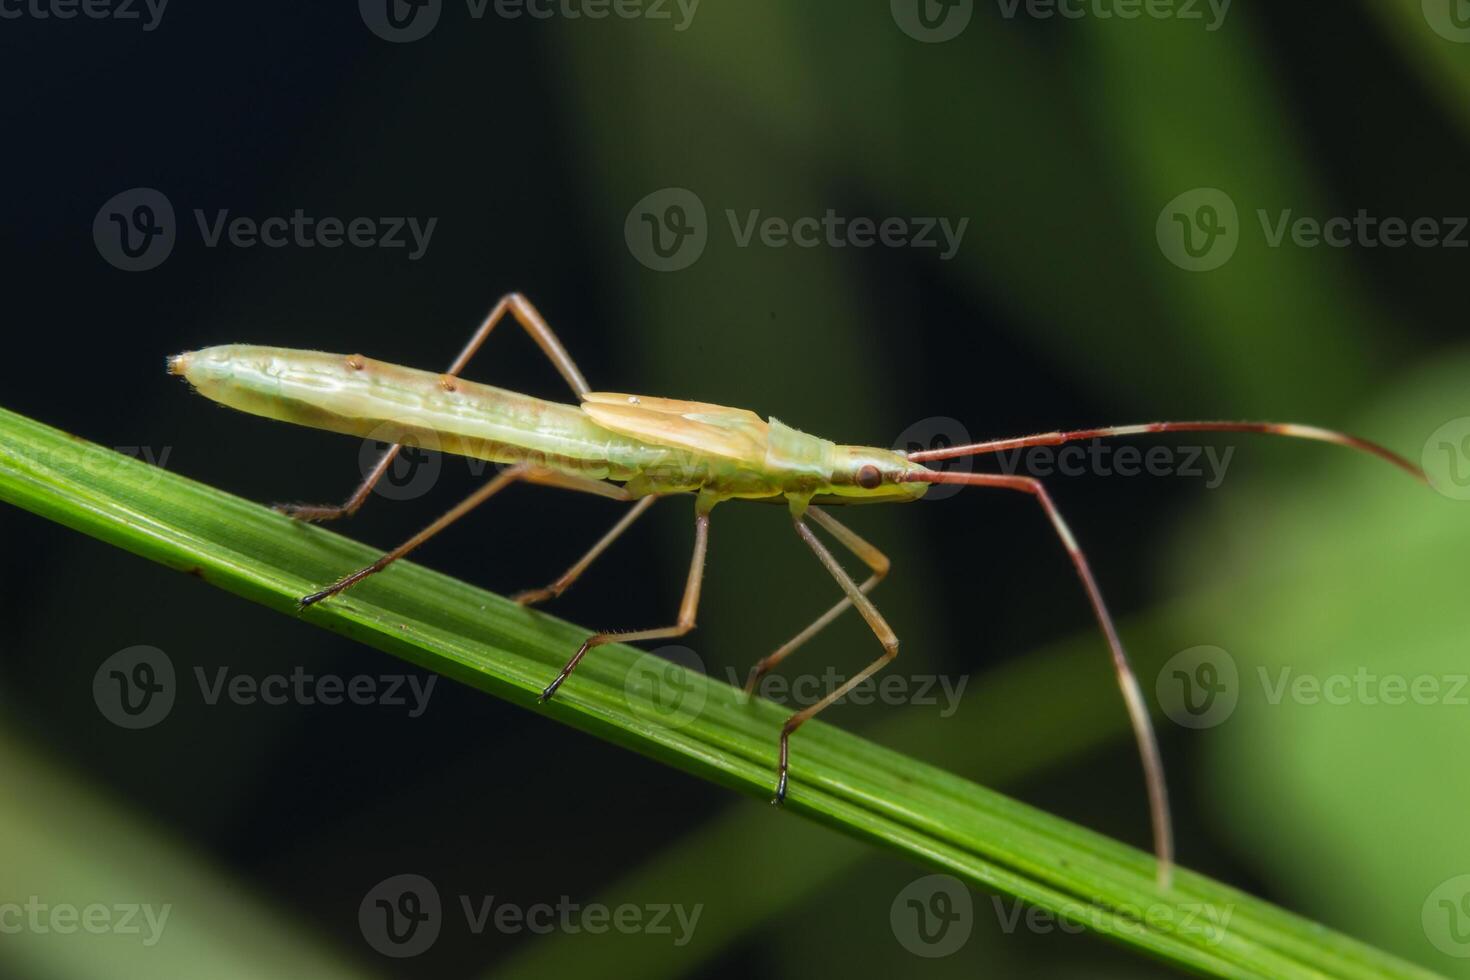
[166, 296, 1428, 892]
[170, 344, 928, 511]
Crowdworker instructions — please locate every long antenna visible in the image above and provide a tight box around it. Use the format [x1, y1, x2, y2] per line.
[900, 420, 1427, 887]
[906, 421, 1427, 483]
[902, 467, 1176, 886]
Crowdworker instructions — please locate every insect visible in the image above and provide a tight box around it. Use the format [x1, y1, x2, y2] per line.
[168, 293, 1427, 887]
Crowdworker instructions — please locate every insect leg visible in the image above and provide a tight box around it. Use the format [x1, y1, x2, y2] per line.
[905, 468, 1173, 887]
[539, 508, 709, 703]
[277, 293, 592, 521]
[743, 506, 889, 693]
[298, 465, 629, 606]
[772, 516, 900, 805]
[512, 495, 658, 607]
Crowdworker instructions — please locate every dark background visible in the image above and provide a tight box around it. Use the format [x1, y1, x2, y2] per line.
[2, 2, 1468, 977]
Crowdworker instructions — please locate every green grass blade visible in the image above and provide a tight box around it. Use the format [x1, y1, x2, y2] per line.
[0, 728, 373, 980]
[0, 404, 1441, 979]
[489, 617, 1170, 980]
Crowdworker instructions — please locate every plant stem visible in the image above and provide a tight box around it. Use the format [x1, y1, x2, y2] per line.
[0, 405, 1441, 979]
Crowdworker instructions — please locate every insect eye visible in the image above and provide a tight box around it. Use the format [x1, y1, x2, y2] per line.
[856, 464, 883, 490]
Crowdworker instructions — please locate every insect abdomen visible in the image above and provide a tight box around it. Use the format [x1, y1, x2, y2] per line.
[170, 345, 667, 479]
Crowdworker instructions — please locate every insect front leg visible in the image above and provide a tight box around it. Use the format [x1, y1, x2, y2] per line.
[276, 293, 591, 521]
[773, 516, 900, 806]
[743, 506, 890, 694]
[539, 506, 710, 702]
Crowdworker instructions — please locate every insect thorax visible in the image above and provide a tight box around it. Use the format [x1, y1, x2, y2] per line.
[764, 417, 838, 492]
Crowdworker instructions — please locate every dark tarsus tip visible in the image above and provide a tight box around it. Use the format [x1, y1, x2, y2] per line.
[274, 502, 345, 523]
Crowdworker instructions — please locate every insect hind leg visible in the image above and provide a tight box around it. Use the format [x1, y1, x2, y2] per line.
[276, 293, 590, 521]
[513, 496, 658, 607]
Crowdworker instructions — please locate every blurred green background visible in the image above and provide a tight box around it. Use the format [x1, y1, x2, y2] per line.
[1, 1, 1467, 976]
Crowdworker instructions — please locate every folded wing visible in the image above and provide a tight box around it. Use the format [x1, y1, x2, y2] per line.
[580, 392, 769, 465]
